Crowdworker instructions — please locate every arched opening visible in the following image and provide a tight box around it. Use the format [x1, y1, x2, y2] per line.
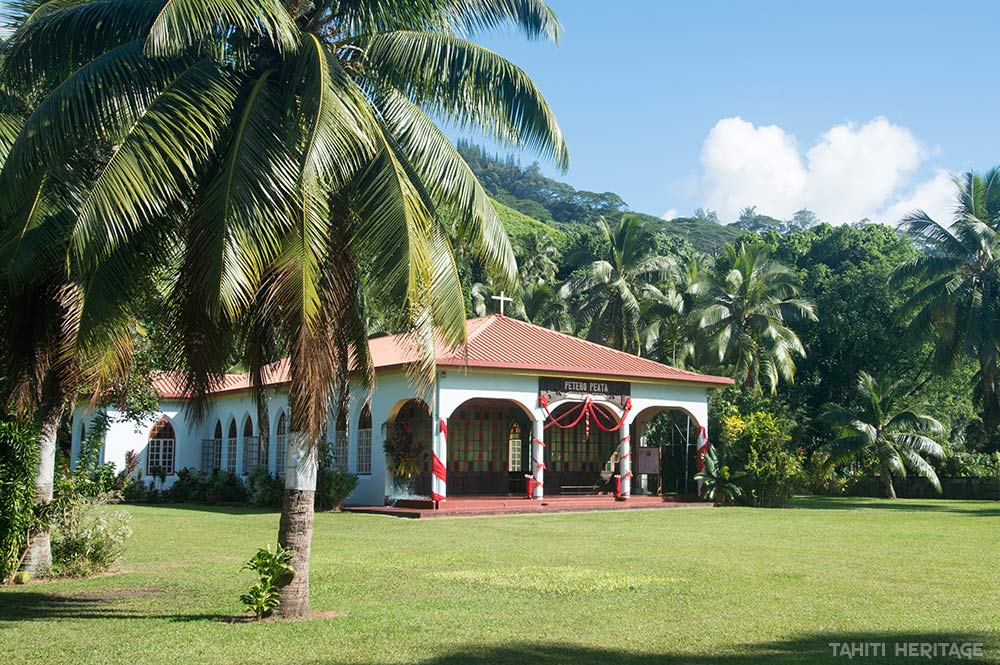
[147, 417, 176, 476]
[544, 401, 621, 495]
[275, 411, 288, 476]
[226, 419, 238, 474]
[242, 416, 258, 475]
[202, 420, 223, 472]
[384, 399, 432, 496]
[357, 404, 372, 475]
[445, 398, 533, 496]
[631, 406, 702, 497]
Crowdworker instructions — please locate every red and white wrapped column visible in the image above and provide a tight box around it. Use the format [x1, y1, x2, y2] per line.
[531, 419, 545, 499]
[695, 425, 709, 497]
[618, 425, 632, 500]
[432, 418, 447, 503]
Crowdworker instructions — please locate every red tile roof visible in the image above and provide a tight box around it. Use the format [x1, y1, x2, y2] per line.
[152, 315, 732, 398]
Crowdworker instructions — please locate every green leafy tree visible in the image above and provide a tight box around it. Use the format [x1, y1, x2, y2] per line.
[697, 243, 816, 393]
[821, 371, 945, 499]
[894, 169, 1000, 433]
[0, 0, 566, 615]
[566, 214, 675, 353]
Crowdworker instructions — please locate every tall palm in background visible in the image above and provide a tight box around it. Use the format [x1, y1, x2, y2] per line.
[894, 170, 1000, 433]
[641, 257, 704, 368]
[0, 0, 566, 615]
[821, 371, 945, 499]
[698, 243, 816, 393]
[567, 214, 674, 353]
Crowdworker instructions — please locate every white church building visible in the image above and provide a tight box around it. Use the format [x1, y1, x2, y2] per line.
[70, 315, 732, 507]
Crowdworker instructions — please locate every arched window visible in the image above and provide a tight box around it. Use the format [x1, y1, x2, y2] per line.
[508, 423, 522, 472]
[275, 412, 288, 477]
[357, 404, 372, 475]
[332, 405, 349, 470]
[242, 416, 258, 474]
[202, 420, 224, 472]
[226, 419, 238, 474]
[147, 418, 176, 476]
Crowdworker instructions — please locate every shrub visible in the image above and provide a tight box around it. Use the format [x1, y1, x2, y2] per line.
[49, 505, 132, 578]
[239, 545, 294, 619]
[246, 467, 284, 509]
[315, 449, 358, 512]
[167, 467, 207, 503]
[203, 470, 248, 504]
[721, 409, 804, 508]
[0, 416, 43, 583]
[802, 451, 847, 496]
[939, 451, 1000, 479]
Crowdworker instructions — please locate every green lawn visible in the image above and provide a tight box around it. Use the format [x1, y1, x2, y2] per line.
[2, 498, 998, 664]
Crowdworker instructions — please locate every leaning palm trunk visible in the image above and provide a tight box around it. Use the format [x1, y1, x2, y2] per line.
[22, 403, 62, 574]
[881, 471, 897, 500]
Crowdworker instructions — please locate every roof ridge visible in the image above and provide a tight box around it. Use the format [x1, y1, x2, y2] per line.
[498, 314, 708, 377]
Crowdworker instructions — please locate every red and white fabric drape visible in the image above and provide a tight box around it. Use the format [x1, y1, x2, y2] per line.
[432, 418, 447, 502]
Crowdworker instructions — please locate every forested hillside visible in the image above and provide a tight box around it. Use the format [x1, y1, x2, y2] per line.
[459, 141, 740, 256]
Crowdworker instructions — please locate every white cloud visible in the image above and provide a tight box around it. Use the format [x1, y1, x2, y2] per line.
[698, 116, 936, 224]
[661, 208, 679, 220]
[881, 169, 956, 226]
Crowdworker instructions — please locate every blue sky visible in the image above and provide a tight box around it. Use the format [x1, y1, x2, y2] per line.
[456, 0, 1000, 225]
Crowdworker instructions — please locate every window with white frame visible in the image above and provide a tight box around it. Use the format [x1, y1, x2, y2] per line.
[508, 423, 522, 472]
[147, 418, 176, 476]
[275, 412, 287, 476]
[357, 404, 372, 475]
[242, 416, 258, 475]
[202, 420, 223, 472]
[333, 431, 349, 470]
[226, 420, 238, 474]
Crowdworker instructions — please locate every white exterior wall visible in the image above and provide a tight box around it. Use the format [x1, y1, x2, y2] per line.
[70, 367, 714, 506]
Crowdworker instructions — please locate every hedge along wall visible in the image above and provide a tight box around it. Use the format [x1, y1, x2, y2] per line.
[843, 476, 1000, 500]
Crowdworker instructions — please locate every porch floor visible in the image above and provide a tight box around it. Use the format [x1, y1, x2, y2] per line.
[342, 494, 710, 519]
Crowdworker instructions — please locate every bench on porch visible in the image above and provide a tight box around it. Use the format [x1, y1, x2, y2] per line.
[560, 471, 615, 495]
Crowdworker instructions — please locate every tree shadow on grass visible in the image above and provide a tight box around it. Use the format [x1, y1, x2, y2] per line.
[306, 635, 996, 665]
[792, 496, 1000, 517]
[125, 502, 280, 515]
[0, 591, 223, 623]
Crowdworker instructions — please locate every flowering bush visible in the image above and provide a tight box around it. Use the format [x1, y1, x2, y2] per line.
[720, 408, 804, 507]
[49, 503, 132, 578]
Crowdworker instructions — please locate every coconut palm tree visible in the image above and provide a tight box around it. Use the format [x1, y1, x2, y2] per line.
[0, 32, 145, 574]
[893, 169, 1000, 432]
[521, 281, 569, 331]
[0, 0, 566, 616]
[641, 257, 704, 368]
[517, 229, 561, 285]
[697, 243, 816, 393]
[821, 371, 945, 499]
[566, 214, 675, 353]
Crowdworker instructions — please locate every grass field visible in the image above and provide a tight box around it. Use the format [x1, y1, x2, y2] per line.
[1, 498, 998, 664]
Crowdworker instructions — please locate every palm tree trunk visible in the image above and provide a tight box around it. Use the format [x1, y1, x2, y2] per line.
[277, 484, 314, 617]
[881, 472, 897, 500]
[22, 403, 62, 574]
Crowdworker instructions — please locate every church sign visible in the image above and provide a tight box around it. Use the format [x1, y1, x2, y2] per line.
[539, 377, 631, 407]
